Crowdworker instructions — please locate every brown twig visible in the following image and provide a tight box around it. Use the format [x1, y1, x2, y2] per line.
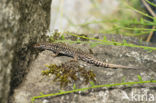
[141, 0, 156, 42]
[146, 26, 155, 42]
[142, 0, 156, 17]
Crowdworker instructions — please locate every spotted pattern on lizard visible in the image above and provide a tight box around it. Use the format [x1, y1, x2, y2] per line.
[33, 42, 136, 69]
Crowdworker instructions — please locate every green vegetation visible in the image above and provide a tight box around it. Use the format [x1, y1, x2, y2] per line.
[49, 0, 156, 51]
[66, 0, 156, 39]
[42, 61, 96, 88]
[49, 31, 156, 51]
[31, 75, 156, 103]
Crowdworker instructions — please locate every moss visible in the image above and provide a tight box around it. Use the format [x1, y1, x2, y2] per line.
[49, 29, 64, 42]
[49, 31, 90, 43]
[42, 61, 96, 88]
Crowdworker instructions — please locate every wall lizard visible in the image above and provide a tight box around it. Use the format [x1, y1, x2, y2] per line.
[33, 42, 136, 69]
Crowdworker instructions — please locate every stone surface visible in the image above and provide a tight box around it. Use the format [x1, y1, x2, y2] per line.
[12, 34, 156, 103]
[0, 0, 51, 103]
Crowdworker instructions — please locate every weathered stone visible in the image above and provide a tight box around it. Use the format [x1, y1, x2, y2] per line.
[12, 34, 156, 103]
[0, 0, 51, 103]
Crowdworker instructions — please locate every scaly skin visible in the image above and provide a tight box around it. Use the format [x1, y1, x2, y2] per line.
[33, 42, 136, 69]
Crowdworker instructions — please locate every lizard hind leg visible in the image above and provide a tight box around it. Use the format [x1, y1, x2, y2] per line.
[70, 54, 78, 62]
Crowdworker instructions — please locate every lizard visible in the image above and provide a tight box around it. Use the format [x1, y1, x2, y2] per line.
[33, 42, 136, 69]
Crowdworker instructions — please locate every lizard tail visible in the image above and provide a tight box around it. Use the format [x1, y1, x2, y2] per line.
[81, 56, 136, 69]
